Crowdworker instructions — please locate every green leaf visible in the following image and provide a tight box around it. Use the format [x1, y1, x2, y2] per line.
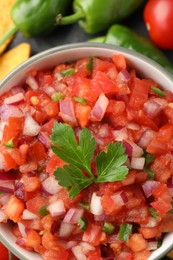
[50, 123, 96, 177]
[96, 142, 129, 182]
[54, 164, 93, 199]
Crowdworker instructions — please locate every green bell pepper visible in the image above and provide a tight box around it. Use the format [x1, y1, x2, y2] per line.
[60, 0, 145, 34]
[0, 0, 72, 46]
[90, 25, 173, 74]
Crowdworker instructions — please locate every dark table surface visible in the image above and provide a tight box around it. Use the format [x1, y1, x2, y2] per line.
[6, 3, 173, 260]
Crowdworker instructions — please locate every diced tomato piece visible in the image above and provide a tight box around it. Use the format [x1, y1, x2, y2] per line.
[26, 195, 48, 216]
[129, 78, 150, 109]
[125, 206, 149, 224]
[21, 218, 43, 231]
[126, 233, 147, 252]
[101, 190, 124, 215]
[151, 157, 172, 182]
[4, 195, 25, 222]
[106, 100, 125, 116]
[87, 249, 103, 260]
[2, 151, 17, 171]
[139, 226, 161, 239]
[21, 174, 41, 192]
[75, 57, 92, 77]
[112, 54, 127, 71]
[159, 215, 173, 233]
[2, 117, 24, 144]
[41, 214, 53, 231]
[83, 224, 102, 246]
[46, 154, 66, 175]
[92, 71, 118, 95]
[150, 198, 172, 217]
[42, 230, 63, 251]
[75, 103, 91, 127]
[40, 119, 56, 135]
[28, 141, 47, 163]
[25, 229, 41, 251]
[133, 249, 151, 260]
[152, 183, 172, 202]
[42, 249, 69, 260]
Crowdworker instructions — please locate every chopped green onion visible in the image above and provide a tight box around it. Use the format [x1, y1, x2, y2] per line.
[157, 239, 163, 248]
[86, 57, 94, 71]
[102, 222, 115, 234]
[149, 207, 158, 218]
[4, 138, 14, 148]
[78, 201, 90, 211]
[38, 205, 49, 217]
[151, 86, 166, 97]
[118, 223, 133, 241]
[168, 201, 173, 214]
[73, 96, 86, 104]
[78, 217, 88, 231]
[60, 68, 75, 77]
[52, 92, 65, 102]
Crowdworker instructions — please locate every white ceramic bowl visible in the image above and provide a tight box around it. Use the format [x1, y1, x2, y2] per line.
[0, 43, 173, 260]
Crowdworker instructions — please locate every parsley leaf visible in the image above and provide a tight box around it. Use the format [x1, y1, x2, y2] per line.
[96, 142, 128, 182]
[51, 123, 129, 198]
[51, 123, 95, 178]
[54, 164, 93, 199]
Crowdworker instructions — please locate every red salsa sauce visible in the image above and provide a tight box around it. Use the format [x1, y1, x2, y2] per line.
[0, 54, 173, 260]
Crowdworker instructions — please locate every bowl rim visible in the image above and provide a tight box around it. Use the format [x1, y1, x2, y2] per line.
[0, 42, 173, 260]
[1, 42, 173, 86]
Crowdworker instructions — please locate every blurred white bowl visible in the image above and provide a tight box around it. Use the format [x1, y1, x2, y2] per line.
[0, 43, 173, 260]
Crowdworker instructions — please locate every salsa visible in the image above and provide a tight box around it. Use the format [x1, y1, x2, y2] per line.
[0, 53, 173, 260]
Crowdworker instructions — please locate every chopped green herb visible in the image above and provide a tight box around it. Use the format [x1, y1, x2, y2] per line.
[4, 138, 14, 148]
[102, 222, 115, 234]
[78, 217, 88, 231]
[86, 57, 94, 71]
[157, 239, 163, 248]
[149, 207, 158, 218]
[50, 123, 129, 199]
[52, 92, 65, 102]
[78, 201, 90, 211]
[60, 68, 75, 77]
[144, 152, 155, 167]
[169, 201, 173, 214]
[118, 223, 133, 241]
[38, 205, 49, 217]
[0, 191, 4, 194]
[151, 86, 166, 97]
[73, 96, 86, 104]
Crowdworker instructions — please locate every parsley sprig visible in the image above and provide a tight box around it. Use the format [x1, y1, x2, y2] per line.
[50, 123, 129, 199]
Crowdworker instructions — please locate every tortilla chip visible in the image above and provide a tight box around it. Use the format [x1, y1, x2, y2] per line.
[0, 43, 31, 80]
[0, 0, 16, 54]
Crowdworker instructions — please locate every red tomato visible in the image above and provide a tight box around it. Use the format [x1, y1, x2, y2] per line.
[144, 0, 173, 49]
[0, 242, 9, 260]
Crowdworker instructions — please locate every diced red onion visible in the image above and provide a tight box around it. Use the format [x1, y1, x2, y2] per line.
[142, 180, 160, 198]
[0, 153, 5, 170]
[25, 76, 39, 90]
[65, 241, 78, 250]
[112, 127, 128, 141]
[130, 157, 145, 170]
[11, 86, 25, 95]
[79, 242, 95, 254]
[141, 217, 158, 228]
[22, 209, 38, 220]
[59, 222, 75, 238]
[17, 222, 27, 237]
[59, 99, 77, 125]
[90, 93, 109, 121]
[16, 238, 26, 246]
[47, 199, 66, 217]
[0, 209, 8, 222]
[72, 245, 87, 260]
[0, 180, 14, 193]
[0, 104, 23, 121]
[23, 114, 41, 136]
[42, 176, 63, 196]
[147, 240, 158, 251]
[63, 207, 84, 224]
[144, 98, 167, 119]
[14, 181, 25, 201]
[50, 221, 60, 234]
[111, 191, 128, 206]
[116, 69, 131, 82]
[0, 121, 7, 140]
[138, 129, 157, 149]
[42, 86, 56, 97]
[107, 234, 119, 243]
[38, 131, 50, 148]
[123, 140, 143, 158]
[90, 192, 104, 216]
[4, 93, 25, 105]
[0, 193, 11, 206]
[94, 214, 106, 222]
[127, 123, 140, 130]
